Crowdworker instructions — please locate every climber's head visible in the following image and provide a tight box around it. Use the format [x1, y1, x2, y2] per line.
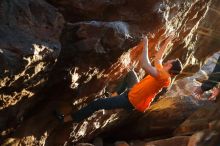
[163, 59, 183, 76]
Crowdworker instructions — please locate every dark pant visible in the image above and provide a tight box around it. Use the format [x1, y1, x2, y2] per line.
[71, 92, 134, 122]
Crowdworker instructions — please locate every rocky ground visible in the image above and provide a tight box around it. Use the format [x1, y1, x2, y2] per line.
[0, 0, 220, 145]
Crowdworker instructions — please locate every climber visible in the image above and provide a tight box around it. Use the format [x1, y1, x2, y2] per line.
[111, 68, 168, 102]
[194, 55, 220, 100]
[54, 36, 183, 123]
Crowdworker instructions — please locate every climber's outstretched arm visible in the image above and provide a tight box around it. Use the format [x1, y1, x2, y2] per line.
[141, 36, 158, 78]
[154, 36, 172, 66]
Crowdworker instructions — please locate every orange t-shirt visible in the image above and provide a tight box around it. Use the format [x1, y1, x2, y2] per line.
[128, 64, 171, 112]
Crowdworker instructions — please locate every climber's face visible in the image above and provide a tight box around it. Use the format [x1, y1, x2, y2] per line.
[163, 59, 175, 71]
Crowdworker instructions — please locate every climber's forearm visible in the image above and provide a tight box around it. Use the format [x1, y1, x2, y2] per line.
[141, 36, 158, 78]
[154, 36, 172, 65]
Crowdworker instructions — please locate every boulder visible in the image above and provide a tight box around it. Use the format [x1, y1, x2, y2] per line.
[0, 0, 64, 135]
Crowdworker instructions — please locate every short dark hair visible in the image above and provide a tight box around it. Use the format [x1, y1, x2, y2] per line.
[169, 59, 183, 76]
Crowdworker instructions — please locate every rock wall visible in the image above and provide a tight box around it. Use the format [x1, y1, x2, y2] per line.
[0, 0, 64, 142]
[1, 0, 220, 145]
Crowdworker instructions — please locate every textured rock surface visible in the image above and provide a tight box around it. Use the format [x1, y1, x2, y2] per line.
[174, 97, 220, 146]
[194, 0, 220, 60]
[99, 96, 213, 141]
[0, 0, 64, 141]
[131, 136, 190, 146]
[1, 0, 220, 145]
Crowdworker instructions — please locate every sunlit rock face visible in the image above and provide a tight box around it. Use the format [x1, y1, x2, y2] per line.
[1, 0, 220, 145]
[195, 0, 220, 60]
[0, 0, 64, 139]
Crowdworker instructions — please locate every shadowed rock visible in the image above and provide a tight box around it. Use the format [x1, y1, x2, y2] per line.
[0, 0, 64, 140]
